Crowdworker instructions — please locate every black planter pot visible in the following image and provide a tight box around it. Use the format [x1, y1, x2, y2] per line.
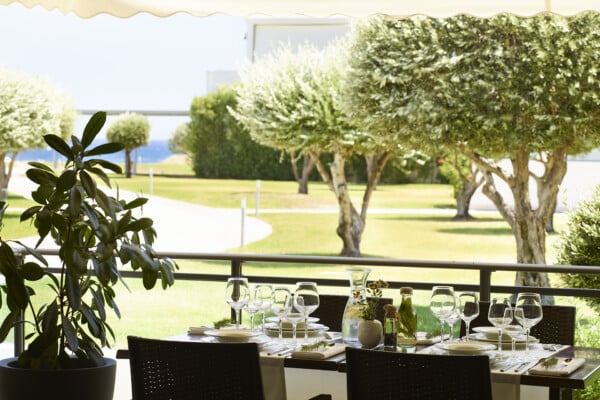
[0, 357, 116, 400]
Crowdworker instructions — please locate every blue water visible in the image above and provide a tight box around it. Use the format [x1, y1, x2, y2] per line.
[16, 140, 174, 164]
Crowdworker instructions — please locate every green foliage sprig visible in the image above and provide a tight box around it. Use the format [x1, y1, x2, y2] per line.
[354, 279, 388, 320]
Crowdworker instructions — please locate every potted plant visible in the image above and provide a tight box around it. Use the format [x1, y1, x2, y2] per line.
[356, 279, 388, 348]
[0, 111, 178, 400]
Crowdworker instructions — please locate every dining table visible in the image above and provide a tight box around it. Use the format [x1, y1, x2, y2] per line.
[118, 330, 600, 400]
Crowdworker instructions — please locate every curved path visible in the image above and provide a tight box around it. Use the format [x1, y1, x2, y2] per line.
[7, 164, 273, 252]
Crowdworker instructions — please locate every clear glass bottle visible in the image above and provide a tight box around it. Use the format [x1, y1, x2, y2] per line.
[383, 303, 398, 350]
[341, 267, 371, 344]
[397, 286, 418, 352]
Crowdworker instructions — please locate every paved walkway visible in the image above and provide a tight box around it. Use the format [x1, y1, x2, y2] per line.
[8, 164, 273, 252]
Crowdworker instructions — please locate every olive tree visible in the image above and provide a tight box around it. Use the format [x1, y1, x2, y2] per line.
[169, 122, 190, 155]
[0, 68, 76, 198]
[233, 42, 401, 256]
[106, 112, 150, 178]
[346, 14, 600, 287]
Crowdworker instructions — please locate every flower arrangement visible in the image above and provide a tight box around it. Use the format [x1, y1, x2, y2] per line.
[354, 279, 388, 320]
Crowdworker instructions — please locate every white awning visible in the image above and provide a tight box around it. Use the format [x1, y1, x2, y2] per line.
[1, 0, 599, 19]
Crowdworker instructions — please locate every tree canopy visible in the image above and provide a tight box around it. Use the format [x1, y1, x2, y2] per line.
[0, 68, 76, 196]
[106, 112, 150, 178]
[346, 14, 600, 286]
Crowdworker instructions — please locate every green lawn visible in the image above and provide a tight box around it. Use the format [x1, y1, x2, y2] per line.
[2, 168, 587, 349]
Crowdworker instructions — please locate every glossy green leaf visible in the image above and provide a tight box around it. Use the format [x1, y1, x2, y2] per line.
[124, 217, 154, 233]
[87, 167, 111, 187]
[85, 142, 125, 157]
[19, 262, 45, 281]
[26, 169, 57, 186]
[65, 273, 82, 311]
[62, 318, 79, 352]
[6, 274, 29, 309]
[87, 159, 122, 174]
[19, 206, 41, 222]
[44, 134, 74, 160]
[56, 170, 77, 193]
[142, 269, 158, 290]
[80, 170, 96, 197]
[80, 304, 100, 337]
[0, 310, 20, 342]
[81, 111, 106, 149]
[124, 197, 148, 210]
[27, 161, 54, 173]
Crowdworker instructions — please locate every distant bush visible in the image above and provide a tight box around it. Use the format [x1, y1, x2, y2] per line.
[556, 185, 600, 314]
[188, 85, 293, 180]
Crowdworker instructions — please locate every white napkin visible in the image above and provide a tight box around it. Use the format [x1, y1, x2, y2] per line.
[187, 326, 213, 335]
[528, 357, 585, 376]
[416, 332, 449, 344]
[291, 343, 347, 360]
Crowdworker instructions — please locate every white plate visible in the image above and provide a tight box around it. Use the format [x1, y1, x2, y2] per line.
[473, 326, 524, 340]
[204, 329, 263, 343]
[469, 331, 536, 343]
[264, 322, 327, 332]
[436, 342, 497, 354]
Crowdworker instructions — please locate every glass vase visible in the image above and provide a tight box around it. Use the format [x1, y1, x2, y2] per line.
[341, 267, 371, 344]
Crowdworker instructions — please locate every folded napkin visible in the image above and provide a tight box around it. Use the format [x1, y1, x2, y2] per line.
[528, 357, 585, 376]
[416, 332, 449, 345]
[187, 326, 213, 335]
[291, 343, 347, 360]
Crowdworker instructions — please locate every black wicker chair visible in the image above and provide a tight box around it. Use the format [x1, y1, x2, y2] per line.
[459, 301, 576, 345]
[311, 294, 393, 331]
[127, 336, 264, 400]
[345, 347, 492, 400]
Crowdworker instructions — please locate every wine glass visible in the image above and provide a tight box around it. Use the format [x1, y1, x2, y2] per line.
[225, 277, 249, 329]
[271, 287, 292, 340]
[430, 286, 456, 342]
[444, 309, 461, 342]
[457, 291, 479, 342]
[254, 283, 274, 334]
[506, 308, 525, 359]
[487, 297, 512, 353]
[515, 292, 543, 356]
[294, 282, 320, 341]
[245, 286, 260, 331]
[285, 294, 304, 345]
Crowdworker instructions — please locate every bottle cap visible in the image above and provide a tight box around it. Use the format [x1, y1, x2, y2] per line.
[383, 304, 396, 312]
[400, 287, 413, 295]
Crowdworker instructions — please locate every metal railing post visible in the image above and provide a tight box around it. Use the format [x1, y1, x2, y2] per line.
[480, 269, 492, 302]
[230, 260, 243, 322]
[13, 253, 25, 356]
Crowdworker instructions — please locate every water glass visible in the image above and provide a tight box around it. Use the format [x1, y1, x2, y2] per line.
[487, 297, 512, 353]
[457, 292, 479, 342]
[430, 286, 456, 342]
[271, 287, 292, 340]
[225, 277, 250, 329]
[294, 282, 319, 341]
[254, 283, 274, 334]
[515, 292, 543, 356]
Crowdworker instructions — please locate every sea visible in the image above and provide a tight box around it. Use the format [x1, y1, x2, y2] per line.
[16, 140, 175, 164]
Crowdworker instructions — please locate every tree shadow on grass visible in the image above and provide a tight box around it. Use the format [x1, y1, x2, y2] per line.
[437, 226, 513, 236]
[371, 215, 504, 223]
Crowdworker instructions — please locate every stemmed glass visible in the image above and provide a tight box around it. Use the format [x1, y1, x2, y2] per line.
[515, 292, 543, 357]
[430, 286, 456, 342]
[457, 292, 479, 342]
[444, 309, 461, 342]
[506, 308, 525, 359]
[487, 297, 512, 353]
[294, 282, 320, 341]
[254, 283, 274, 334]
[285, 294, 304, 345]
[225, 277, 250, 329]
[271, 287, 292, 340]
[244, 286, 260, 331]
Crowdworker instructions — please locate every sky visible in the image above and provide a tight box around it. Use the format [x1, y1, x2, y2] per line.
[0, 4, 249, 140]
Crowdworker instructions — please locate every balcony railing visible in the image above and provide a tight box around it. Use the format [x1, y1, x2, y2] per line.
[11, 249, 600, 356]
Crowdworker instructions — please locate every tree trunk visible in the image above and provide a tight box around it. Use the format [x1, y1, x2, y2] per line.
[0, 153, 17, 201]
[453, 173, 482, 221]
[125, 149, 132, 178]
[472, 146, 568, 288]
[292, 153, 316, 195]
[330, 153, 363, 257]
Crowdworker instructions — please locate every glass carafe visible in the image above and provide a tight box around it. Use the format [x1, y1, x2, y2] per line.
[341, 267, 371, 344]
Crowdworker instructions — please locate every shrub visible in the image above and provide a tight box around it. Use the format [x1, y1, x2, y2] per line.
[556, 185, 600, 314]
